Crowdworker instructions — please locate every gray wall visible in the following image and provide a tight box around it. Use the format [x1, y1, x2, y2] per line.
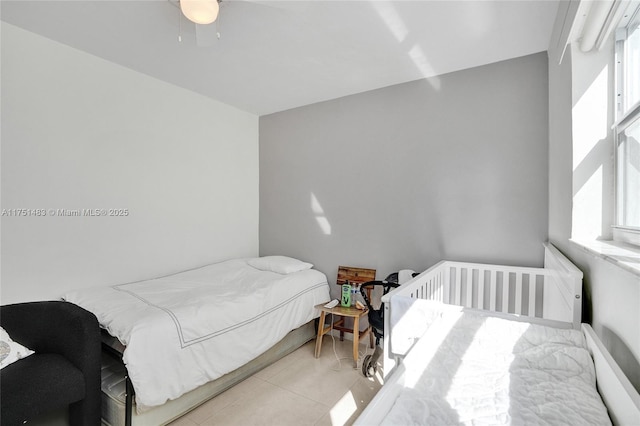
[260, 52, 549, 295]
[548, 48, 573, 245]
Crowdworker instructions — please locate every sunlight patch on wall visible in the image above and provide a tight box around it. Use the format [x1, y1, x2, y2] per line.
[573, 164, 603, 239]
[311, 192, 331, 235]
[408, 45, 442, 91]
[571, 63, 609, 239]
[572, 66, 608, 169]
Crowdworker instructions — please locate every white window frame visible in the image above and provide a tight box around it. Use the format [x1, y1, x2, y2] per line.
[613, 1, 640, 246]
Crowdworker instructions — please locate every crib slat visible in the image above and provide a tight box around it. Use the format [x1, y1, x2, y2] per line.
[443, 269, 450, 304]
[454, 267, 462, 306]
[515, 273, 523, 314]
[528, 274, 536, 316]
[425, 279, 430, 300]
[432, 277, 436, 300]
[489, 270, 497, 312]
[478, 270, 485, 310]
[433, 276, 437, 300]
[430, 278, 435, 300]
[465, 269, 473, 307]
[502, 272, 509, 313]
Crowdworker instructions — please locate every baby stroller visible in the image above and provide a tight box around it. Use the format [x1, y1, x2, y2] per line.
[359, 274, 400, 378]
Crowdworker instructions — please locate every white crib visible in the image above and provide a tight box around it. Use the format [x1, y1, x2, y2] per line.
[357, 243, 640, 425]
[381, 242, 582, 375]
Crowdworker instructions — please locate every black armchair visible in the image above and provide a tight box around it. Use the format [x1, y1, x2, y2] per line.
[0, 301, 101, 426]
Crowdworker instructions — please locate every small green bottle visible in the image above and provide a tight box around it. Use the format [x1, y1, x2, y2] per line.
[341, 280, 351, 307]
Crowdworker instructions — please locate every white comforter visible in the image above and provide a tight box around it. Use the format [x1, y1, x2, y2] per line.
[63, 259, 330, 409]
[381, 304, 611, 425]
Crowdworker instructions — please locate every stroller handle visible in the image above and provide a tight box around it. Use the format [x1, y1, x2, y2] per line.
[359, 280, 400, 311]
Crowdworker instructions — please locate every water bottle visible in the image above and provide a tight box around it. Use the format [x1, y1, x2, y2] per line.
[351, 285, 360, 307]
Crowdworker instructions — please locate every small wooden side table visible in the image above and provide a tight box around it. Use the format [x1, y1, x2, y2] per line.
[314, 303, 373, 367]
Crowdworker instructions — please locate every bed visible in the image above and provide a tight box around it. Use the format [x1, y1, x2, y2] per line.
[356, 243, 640, 425]
[63, 256, 330, 426]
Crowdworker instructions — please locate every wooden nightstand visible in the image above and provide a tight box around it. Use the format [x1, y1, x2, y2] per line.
[314, 303, 373, 368]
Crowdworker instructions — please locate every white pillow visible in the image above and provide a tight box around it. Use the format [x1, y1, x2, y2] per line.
[248, 256, 313, 274]
[0, 326, 34, 369]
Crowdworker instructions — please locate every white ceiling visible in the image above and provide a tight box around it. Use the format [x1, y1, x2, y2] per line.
[1, 1, 559, 115]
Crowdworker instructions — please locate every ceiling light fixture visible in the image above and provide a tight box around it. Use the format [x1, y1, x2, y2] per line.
[180, 0, 219, 25]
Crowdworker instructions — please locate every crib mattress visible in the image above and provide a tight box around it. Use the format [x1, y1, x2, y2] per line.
[380, 308, 611, 425]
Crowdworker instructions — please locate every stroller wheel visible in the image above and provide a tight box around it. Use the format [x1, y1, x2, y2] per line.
[361, 354, 376, 378]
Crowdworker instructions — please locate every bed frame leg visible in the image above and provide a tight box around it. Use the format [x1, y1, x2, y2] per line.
[125, 375, 133, 426]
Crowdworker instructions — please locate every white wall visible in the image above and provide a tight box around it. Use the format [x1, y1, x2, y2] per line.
[1, 23, 259, 304]
[548, 20, 640, 391]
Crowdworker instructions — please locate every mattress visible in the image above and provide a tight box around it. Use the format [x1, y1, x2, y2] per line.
[380, 307, 611, 425]
[64, 258, 330, 410]
[101, 353, 127, 426]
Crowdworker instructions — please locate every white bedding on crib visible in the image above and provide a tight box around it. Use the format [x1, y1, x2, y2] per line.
[380, 306, 611, 425]
[63, 259, 330, 410]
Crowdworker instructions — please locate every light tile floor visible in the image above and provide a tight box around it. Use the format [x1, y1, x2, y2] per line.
[168, 337, 384, 426]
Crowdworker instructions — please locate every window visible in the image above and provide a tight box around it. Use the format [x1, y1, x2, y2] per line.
[614, 2, 640, 245]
